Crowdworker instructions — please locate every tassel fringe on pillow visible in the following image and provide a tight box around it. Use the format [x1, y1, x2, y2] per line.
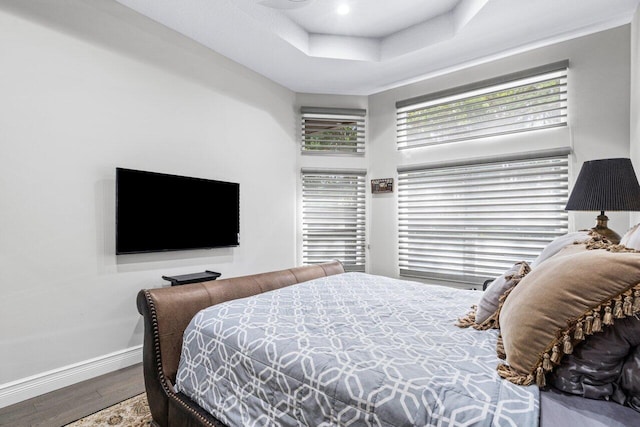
[456, 262, 531, 330]
[498, 282, 640, 388]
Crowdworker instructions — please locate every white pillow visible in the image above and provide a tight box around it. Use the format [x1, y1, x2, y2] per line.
[620, 223, 640, 250]
[530, 231, 591, 268]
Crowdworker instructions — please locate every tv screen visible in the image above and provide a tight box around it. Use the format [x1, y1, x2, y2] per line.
[116, 168, 239, 254]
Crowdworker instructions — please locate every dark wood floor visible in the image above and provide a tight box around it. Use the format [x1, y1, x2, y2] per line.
[0, 363, 145, 427]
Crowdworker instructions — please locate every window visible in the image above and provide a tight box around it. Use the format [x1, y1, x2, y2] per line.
[397, 151, 569, 286]
[301, 107, 366, 154]
[396, 61, 568, 149]
[302, 170, 366, 272]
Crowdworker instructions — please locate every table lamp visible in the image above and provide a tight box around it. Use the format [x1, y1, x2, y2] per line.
[565, 158, 640, 243]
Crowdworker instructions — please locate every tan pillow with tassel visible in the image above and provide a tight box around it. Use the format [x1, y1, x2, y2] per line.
[497, 246, 640, 387]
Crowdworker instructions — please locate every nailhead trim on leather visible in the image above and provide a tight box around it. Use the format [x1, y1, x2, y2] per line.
[144, 289, 223, 426]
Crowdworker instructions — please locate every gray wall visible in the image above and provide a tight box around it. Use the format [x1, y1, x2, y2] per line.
[0, 1, 297, 393]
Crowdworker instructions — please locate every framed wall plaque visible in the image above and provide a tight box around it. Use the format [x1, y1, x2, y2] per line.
[371, 178, 393, 194]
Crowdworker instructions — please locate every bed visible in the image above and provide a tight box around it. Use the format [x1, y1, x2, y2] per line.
[137, 252, 640, 426]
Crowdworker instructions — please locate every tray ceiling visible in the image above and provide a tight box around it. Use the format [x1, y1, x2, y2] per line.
[114, 0, 640, 95]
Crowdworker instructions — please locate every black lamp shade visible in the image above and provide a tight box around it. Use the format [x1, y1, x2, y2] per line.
[565, 158, 640, 211]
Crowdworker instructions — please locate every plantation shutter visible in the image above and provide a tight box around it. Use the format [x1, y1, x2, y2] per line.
[302, 169, 366, 272]
[396, 61, 568, 149]
[397, 149, 570, 286]
[301, 107, 366, 154]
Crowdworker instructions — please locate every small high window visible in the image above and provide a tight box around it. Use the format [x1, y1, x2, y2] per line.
[301, 107, 366, 154]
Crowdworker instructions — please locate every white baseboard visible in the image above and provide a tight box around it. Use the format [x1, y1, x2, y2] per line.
[0, 345, 143, 409]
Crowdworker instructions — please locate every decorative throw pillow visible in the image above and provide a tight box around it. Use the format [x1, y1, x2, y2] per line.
[497, 246, 640, 388]
[460, 231, 591, 329]
[474, 261, 531, 326]
[621, 223, 640, 250]
[457, 231, 609, 331]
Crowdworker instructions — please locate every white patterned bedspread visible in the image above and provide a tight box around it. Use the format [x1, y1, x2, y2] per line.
[175, 272, 538, 426]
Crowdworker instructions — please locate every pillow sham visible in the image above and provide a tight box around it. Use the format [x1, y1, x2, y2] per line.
[551, 315, 640, 405]
[621, 223, 640, 250]
[497, 246, 640, 388]
[619, 345, 640, 412]
[530, 230, 591, 268]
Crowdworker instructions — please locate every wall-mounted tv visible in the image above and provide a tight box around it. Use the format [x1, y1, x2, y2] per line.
[116, 168, 239, 254]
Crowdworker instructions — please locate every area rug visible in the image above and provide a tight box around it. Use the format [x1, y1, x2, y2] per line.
[64, 393, 152, 426]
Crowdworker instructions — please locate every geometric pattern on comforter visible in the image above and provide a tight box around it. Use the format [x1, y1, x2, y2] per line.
[175, 272, 539, 426]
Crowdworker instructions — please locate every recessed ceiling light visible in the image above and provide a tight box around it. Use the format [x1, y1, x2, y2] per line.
[336, 4, 350, 15]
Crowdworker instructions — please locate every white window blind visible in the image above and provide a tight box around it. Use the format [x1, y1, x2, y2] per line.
[398, 151, 569, 286]
[396, 61, 568, 149]
[301, 107, 366, 154]
[302, 170, 366, 272]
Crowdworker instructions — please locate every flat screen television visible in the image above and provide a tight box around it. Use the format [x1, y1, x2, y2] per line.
[116, 168, 239, 254]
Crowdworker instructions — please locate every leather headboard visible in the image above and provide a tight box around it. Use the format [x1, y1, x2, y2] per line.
[136, 261, 345, 427]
